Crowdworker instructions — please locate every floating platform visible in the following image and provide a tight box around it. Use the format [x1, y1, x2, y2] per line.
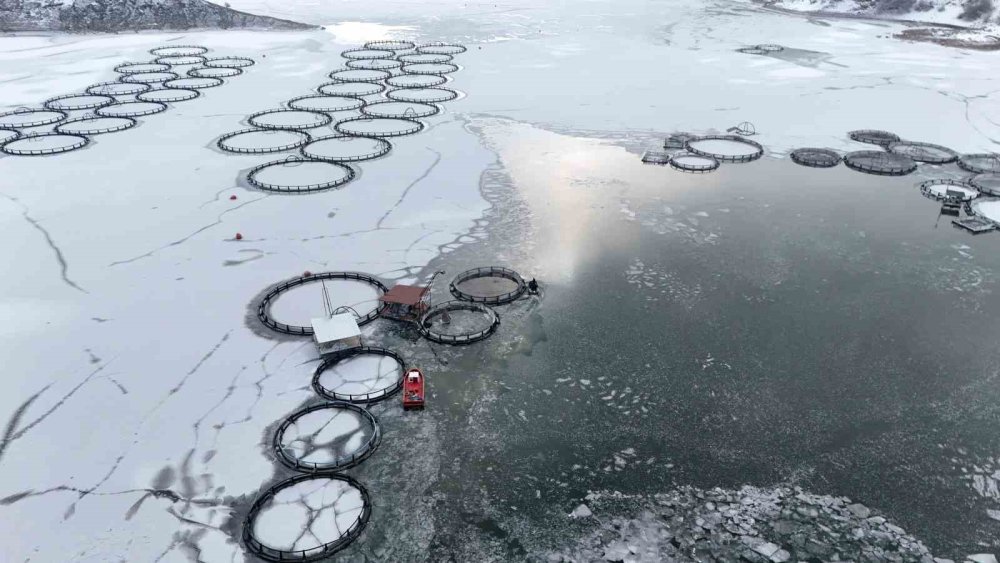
[952, 217, 996, 234]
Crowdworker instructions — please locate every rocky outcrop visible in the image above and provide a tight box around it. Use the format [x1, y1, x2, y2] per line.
[0, 0, 316, 32]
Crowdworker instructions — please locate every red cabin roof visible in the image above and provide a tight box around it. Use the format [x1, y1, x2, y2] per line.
[380, 284, 428, 306]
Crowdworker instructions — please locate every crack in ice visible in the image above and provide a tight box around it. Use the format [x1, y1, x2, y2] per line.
[0, 193, 87, 293]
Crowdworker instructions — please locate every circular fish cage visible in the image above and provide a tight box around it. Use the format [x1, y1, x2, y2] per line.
[55, 115, 136, 135]
[329, 69, 392, 83]
[204, 56, 256, 69]
[386, 87, 458, 103]
[361, 100, 440, 119]
[969, 198, 1000, 226]
[242, 473, 371, 563]
[848, 129, 901, 147]
[249, 109, 333, 130]
[685, 134, 764, 163]
[669, 152, 720, 173]
[917, 179, 979, 202]
[398, 53, 453, 64]
[449, 266, 527, 305]
[316, 81, 386, 97]
[790, 147, 841, 168]
[154, 54, 207, 66]
[0, 108, 67, 128]
[137, 88, 200, 103]
[300, 134, 391, 162]
[345, 58, 403, 71]
[1, 133, 89, 156]
[43, 93, 115, 111]
[163, 76, 224, 90]
[385, 74, 448, 89]
[86, 81, 151, 96]
[887, 141, 958, 164]
[273, 402, 381, 472]
[150, 45, 209, 57]
[401, 62, 459, 75]
[416, 43, 467, 55]
[114, 61, 172, 74]
[364, 40, 416, 51]
[287, 95, 365, 113]
[312, 346, 405, 403]
[970, 173, 1000, 196]
[843, 150, 917, 176]
[736, 46, 767, 55]
[257, 272, 387, 335]
[341, 47, 396, 60]
[97, 101, 169, 118]
[958, 153, 1000, 174]
[189, 66, 242, 78]
[247, 156, 356, 193]
[0, 128, 21, 144]
[217, 128, 312, 154]
[757, 43, 784, 52]
[121, 71, 180, 85]
[419, 301, 500, 345]
[334, 116, 424, 138]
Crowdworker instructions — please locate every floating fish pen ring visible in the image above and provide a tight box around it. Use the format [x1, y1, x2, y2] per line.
[341, 47, 397, 60]
[918, 179, 979, 202]
[887, 141, 958, 164]
[669, 151, 720, 173]
[401, 62, 459, 75]
[163, 76, 224, 90]
[416, 43, 467, 55]
[149, 44, 209, 57]
[242, 473, 372, 562]
[188, 66, 243, 78]
[316, 81, 386, 97]
[97, 101, 169, 118]
[736, 46, 767, 55]
[300, 134, 392, 162]
[287, 94, 365, 112]
[361, 100, 440, 119]
[328, 68, 392, 83]
[256, 272, 388, 335]
[114, 61, 172, 74]
[334, 116, 425, 138]
[121, 71, 180, 84]
[958, 153, 1000, 174]
[1, 132, 89, 156]
[43, 93, 115, 111]
[790, 147, 841, 168]
[757, 44, 784, 52]
[0, 107, 68, 128]
[204, 56, 256, 69]
[970, 173, 1000, 196]
[843, 150, 917, 176]
[418, 301, 500, 345]
[345, 58, 403, 71]
[85, 81, 151, 96]
[685, 134, 764, 163]
[248, 108, 333, 130]
[364, 40, 416, 51]
[246, 156, 355, 193]
[154, 55, 208, 66]
[398, 53, 454, 64]
[0, 128, 21, 144]
[449, 266, 527, 305]
[55, 116, 136, 135]
[137, 88, 200, 103]
[312, 346, 405, 403]
[386, 74, 449, 89]
[272, 402, 382, 472]
[217, 128, 313, 154]
[848, 129, 901, 147]
[386, 87, 458, 103]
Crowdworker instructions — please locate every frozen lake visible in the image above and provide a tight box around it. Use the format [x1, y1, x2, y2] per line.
[2, 0, 1000, 561]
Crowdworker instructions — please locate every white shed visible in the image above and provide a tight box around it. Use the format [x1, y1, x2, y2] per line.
[311, 312, 361, 355]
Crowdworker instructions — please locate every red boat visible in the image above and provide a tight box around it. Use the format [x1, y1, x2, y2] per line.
[402, 368, 425, 410]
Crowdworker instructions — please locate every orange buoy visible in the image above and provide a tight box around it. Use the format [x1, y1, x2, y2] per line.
[303, 270, 312, 277]
[230, 195, 237, 200]
[235, 233, 243, 240]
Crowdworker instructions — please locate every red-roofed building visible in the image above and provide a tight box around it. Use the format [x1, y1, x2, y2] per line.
[380, 284, 430, 321]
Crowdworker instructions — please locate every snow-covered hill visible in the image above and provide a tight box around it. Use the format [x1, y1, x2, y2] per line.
[771, 0, 998, 26]
[0, 0, 314, 32]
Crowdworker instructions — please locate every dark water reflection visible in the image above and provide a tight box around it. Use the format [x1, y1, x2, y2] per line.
[430, 122, 1000, 556]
